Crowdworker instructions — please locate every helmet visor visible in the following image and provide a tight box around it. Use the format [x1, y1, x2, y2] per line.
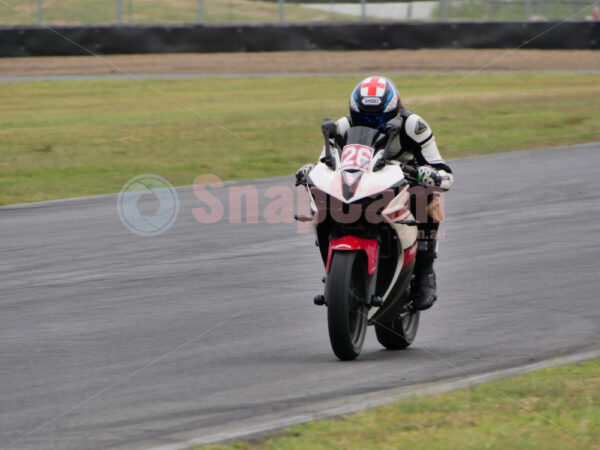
[352, 113, 387, 131]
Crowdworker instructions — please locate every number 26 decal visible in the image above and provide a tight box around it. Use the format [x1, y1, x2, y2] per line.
[341, 145, 374, 171]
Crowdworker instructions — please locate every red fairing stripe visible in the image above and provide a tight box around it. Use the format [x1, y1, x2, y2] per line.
[326, 236, 379, 275]
[402, 242, 418, 270]
[387, 208, 408, 222]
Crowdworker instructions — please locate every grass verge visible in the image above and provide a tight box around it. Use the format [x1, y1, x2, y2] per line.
[200, 358, 600, 449]
[0, 72, 598, 205]
[0, 0, 352, 26]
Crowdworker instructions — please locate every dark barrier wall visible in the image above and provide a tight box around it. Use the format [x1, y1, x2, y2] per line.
[0, 21, 598, 57]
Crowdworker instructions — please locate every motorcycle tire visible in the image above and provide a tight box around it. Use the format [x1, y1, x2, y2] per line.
[326, 251, 369, 361]
[375, 311, 420, 350]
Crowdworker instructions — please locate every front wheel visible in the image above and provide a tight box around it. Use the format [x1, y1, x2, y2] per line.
[375, 311, 420, 350]
[326, 251, 369, 361]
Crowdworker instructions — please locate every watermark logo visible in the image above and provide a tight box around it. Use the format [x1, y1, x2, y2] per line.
[117, 174, 179, 237]
[117, 173, 445, 239]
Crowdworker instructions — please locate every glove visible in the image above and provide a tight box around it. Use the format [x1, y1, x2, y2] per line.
[417, 166, 443, 187]
[295, 164, 314, 186]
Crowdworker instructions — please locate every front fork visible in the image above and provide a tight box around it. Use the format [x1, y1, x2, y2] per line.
[315, 236, 382, 307]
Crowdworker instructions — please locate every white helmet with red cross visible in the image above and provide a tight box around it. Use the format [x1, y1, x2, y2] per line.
[349, 76, 401, 131]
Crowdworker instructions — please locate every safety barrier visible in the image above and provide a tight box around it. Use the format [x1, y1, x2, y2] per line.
[0, 21, 597, 57]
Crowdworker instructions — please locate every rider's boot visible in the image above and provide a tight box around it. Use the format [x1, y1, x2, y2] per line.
[410, 240, 438, 311]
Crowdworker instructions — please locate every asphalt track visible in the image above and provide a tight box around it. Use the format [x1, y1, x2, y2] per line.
[1, 143, 599, 449]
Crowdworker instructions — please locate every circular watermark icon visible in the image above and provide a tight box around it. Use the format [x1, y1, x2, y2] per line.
[117, 174, 180, 237]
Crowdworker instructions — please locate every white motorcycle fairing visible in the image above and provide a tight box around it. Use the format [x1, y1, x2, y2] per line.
[308, 149, 405, 204]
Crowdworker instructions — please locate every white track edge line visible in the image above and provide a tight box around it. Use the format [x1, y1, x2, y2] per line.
[147, 349, 600, 450]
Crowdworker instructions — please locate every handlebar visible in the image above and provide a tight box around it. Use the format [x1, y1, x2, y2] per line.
[399, 164, 421, 186]
[402, 164, 418, 178]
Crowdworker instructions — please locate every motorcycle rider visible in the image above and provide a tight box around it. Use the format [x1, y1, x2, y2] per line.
[296, 76, 453, 311]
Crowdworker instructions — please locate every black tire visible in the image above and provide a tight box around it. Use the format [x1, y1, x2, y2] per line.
[375, 311, 420, 350]
[326, 251, 369, 361]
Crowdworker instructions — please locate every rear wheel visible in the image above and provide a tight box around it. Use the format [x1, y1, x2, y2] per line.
[326, 251, 368, 361]
[375, 311, 420, 350]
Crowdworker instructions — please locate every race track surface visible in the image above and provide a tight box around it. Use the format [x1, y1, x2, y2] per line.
[1, 50, 599, 78]
[1, 143, 599, 449]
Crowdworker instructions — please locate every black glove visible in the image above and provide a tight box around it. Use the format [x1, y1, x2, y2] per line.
[417, 166, 443, 187]
[295, 164, 314, 186]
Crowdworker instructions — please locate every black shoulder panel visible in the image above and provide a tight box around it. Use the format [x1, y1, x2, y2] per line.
[398, 107, 413, 119]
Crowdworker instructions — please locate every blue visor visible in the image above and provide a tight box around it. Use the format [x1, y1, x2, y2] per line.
[354, 114, 387, 131]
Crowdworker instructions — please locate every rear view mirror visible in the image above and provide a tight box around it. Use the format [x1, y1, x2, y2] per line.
[321, 117, 337, 139]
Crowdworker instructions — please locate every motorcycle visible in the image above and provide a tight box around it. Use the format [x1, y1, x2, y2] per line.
[296, 118, 441, 360]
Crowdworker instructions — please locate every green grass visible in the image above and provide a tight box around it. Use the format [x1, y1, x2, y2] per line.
[0, 73, 598, 205]
[432, 0, 592, 21]
[200, 358, 600, 449]
[2, 0, 592, 25]
[0, 0, 353, 25]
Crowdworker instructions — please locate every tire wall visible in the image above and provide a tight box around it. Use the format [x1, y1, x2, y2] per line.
[0, 21, 598, 57]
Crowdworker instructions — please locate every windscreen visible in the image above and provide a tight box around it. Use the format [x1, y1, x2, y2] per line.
[339, 127, 381, 186]
[343, 126, 381, 147]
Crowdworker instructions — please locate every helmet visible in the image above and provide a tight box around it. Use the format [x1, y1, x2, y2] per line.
[349, 76, 401, 131]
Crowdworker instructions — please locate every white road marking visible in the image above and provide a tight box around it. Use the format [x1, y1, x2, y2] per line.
[147, 349, 600, 450]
